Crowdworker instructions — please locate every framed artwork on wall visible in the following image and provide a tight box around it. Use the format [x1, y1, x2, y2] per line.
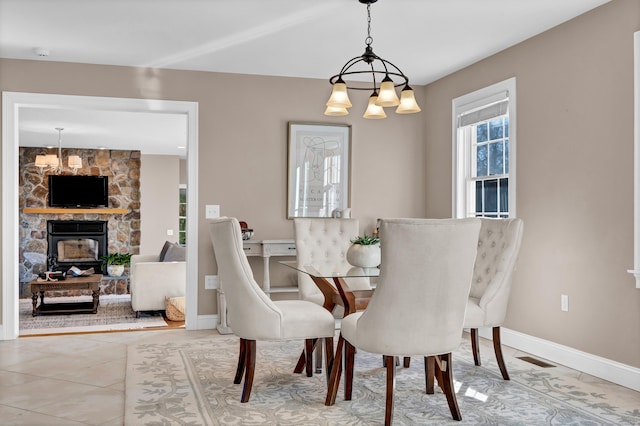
[287, 122, 351, 218]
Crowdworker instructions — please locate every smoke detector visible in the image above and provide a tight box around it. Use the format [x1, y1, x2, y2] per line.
[33, 47, 50, 57]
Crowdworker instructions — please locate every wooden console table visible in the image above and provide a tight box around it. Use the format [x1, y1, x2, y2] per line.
[29, 274, 103, 316]
[217, 239, 297, 334]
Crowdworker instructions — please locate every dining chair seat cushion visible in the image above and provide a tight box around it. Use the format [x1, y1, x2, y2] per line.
[273, 300, 336, 340]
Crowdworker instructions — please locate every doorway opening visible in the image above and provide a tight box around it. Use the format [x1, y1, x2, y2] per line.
[2, 92, 199, 339]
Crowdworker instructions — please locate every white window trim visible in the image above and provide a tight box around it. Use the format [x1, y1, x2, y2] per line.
[627, 31, 640, 288]
[452, 77, 517, 219]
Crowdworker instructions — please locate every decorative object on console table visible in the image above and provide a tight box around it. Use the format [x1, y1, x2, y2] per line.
[287, 122, 351, 218]
[239, 221, 254, 240]
[346, 234, 381, 268]
[99, 252, 132, 277]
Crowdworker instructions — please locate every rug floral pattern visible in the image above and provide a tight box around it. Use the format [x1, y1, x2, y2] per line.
[126, 335, 638, 425]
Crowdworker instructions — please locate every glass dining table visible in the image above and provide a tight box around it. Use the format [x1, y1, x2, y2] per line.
[279, 260, 380, 405]
[279, 260, 379, 315]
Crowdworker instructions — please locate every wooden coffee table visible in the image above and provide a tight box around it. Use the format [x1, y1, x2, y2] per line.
[30, 274, 103, 316]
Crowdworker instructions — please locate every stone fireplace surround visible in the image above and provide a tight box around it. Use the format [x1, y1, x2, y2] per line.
[19, 147, 141, 297]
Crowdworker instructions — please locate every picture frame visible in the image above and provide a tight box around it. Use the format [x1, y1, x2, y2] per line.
[287, 122, 351, 218]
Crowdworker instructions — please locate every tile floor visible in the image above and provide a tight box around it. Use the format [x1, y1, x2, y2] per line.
[0, 329, 638, 425]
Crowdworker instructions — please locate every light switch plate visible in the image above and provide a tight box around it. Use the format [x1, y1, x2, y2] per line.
[205, 275, 219, 290]
[205, 204, 220, 219]
[167, 229, 174, 236]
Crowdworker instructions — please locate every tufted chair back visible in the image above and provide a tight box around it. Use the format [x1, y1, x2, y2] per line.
[463, 217, 523, 381]
[293, 218, 371, 305]
[466, 217, 524, 327]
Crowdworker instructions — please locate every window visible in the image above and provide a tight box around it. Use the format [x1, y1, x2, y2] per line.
[179, 185, 186, 245]
[453, 78, 516, 219]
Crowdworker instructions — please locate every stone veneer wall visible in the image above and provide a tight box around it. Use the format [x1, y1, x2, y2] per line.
[19, 147, 141, 296]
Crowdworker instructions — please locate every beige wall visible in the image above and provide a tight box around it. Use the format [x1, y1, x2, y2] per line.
[140, 155, 180, 254]
[3, 0, 637, 369]
[423, 0, 640, 367]
[0, 58, 425, 320]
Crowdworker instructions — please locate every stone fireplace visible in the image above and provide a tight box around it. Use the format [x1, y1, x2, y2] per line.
[18, 147, 141, 297]
[47, 220, 108, 274]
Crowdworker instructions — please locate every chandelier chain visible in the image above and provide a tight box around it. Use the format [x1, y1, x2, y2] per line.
[365, 3, 373, 47]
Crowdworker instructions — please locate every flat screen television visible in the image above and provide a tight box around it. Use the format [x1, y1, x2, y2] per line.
[48, 175, 109, 208]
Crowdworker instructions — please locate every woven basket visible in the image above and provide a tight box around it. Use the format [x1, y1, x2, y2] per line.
[165, 296, 185, 321]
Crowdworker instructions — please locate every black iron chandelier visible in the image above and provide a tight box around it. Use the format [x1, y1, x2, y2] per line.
[324, 0, 421, 119]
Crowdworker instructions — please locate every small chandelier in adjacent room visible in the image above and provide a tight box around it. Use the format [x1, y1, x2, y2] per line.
[35, 128, 83, 173]
[324, 0, 421, 119]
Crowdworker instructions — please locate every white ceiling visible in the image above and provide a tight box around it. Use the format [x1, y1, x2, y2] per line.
[1, 0, 610, 155]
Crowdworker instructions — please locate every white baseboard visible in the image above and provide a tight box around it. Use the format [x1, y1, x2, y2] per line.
[477, 327, 640, 392]
[190, 314, 218, 331]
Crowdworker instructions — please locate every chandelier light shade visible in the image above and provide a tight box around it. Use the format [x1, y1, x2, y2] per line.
[35, 128, 82, 173]
[324, 105, 350, 116]
[68, 155, 83, 170]
[396, 85, 421, 114]
[34, 155, 48, 168]
[363, 92, 386, 119]
[325, 78, 353, 109]
[45, 154, 59, 168]
[324, 0, 421, 119]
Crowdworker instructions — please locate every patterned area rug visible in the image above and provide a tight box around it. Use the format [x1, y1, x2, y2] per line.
[19, 295, 167, 335]
[125, 334, 638, 425]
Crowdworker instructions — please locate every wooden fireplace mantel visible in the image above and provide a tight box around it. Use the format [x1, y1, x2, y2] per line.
[23, 207, 128, 215]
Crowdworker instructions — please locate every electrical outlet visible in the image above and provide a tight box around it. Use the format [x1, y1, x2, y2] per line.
[561, 294, 569, 312]
[205, 275, 219, 290]
[205, 204, 220, 219]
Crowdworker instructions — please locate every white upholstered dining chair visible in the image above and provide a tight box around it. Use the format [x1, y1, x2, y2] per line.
[333, 218, 481, 424]
[292, 218, 372, 373]
[464, 217, 524, 380]
[208, 217, 336, 402]
[293, 218, 371, 306]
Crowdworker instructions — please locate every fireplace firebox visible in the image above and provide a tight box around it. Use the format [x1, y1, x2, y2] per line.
[47, 220, 108, 274]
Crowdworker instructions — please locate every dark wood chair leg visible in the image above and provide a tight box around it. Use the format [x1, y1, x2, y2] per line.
[315, 342, 323, 374]
[434, 357, 445, 393]
[493, 326, 510, 380]
[325, 334, 345, 406]
[294, 338, 321, 374]
[344, 340, 356, 400]
[403, 357, 411, 368]
[324, 336, 334, 384]
[241, 340, 256, 403]
[234, 338, 247, 384]
[384, 354, 396, 426]
[305, 339, 314, 377]
[470, 328, 481, 366]
[293, 349, 306, 374]
[425, 355, 435, 394]
[437, 353, 462, 421]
